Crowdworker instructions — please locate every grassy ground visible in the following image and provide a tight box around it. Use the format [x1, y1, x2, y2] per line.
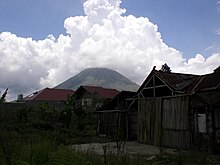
[1, 102, 220, 164]
[48, 146, 220, 165]
[1, 128, 220, 165]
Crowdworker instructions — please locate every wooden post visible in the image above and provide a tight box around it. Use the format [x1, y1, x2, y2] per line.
[211, 105, 216, 142]
[153, 75, 156, 97]
[106, 112, 108, 136]
[126, 112, 129, 139]
[96, 113, 100, 135]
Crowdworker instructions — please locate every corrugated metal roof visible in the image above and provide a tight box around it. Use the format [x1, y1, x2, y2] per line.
[195, 89, 220, 105]
[192, 72, 220, 91]
[24, 88, 75, 101]
[81, 85, 119, 99]
[154, 70, 199, 91]
[138, 66, 220, 94]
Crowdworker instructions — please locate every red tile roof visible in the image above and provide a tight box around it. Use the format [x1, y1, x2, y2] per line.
[80, 86, 119, 99]
[24, 88, 75, 101]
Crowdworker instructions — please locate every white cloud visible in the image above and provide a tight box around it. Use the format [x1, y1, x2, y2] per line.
[217, 0, 220, 12]
[216, 28, 220, 35]
[0, 0, 220, 100]
[175, 53, 220, 75]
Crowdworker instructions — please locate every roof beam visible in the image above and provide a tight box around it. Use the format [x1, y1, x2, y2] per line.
[143, 85, 167, 89]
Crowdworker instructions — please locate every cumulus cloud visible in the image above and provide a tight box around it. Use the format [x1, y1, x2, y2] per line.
[216, 28, 220, 35]
[0, 0, 220, 100]
[217, 0, 220, 12]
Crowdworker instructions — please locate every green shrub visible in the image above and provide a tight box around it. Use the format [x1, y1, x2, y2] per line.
[32, 121, 55, 130]
[14, 160, 29, 165]
[48, 147, 91, 165]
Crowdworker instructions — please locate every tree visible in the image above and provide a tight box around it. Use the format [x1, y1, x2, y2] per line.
[61, 95, 75, 129]
[160, 63, 171, 73]
[0, 88, 8, 104]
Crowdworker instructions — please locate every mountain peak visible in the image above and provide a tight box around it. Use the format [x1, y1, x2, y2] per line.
[54, 68, 139, 92]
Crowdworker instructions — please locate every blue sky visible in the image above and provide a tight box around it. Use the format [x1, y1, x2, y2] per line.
[122, 0, 220, 58]
[0, 0, 84, 39]
[0, 0, 219, 59]
[0, 0, 220, 100]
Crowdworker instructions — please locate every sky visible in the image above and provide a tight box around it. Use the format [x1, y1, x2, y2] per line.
[0, 0, 220, 100]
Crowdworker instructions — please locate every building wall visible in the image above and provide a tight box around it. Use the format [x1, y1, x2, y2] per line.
[128, 110, 137, 140]
[191, 95, 220, 147]
[162, 95, 191, 149]
[138, 97, 162, 146]
[138, 95, 191, 149]
[76, 93, 107, 111]
[97, 110, 137, 140]
[97, 111, 126, 137]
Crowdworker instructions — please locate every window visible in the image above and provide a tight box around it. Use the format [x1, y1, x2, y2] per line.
[197, 114, 206, 133]
[81, 98, 92, 106]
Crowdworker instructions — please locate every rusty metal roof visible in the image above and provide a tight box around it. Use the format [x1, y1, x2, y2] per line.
[154, 70, 199, 91]
[24, 88, 75, 101]
[155, 70, 220, 92]
[138, 66, 220, 94]
[192, 72, 220, 91]
[195, 89, 220, 105]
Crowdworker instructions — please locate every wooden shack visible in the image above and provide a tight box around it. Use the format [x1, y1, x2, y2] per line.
[96, 91, 137, 140]
[137, 66, 220, 149]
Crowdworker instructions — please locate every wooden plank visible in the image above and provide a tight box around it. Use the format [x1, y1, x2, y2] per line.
[161, 95, 191, 149]
[162, 130, 190, 149]
[154, 97, 162, 145]
[162, 96, 189, 130]
[138, 98, 162, 145]
[138, 95, 191, 148]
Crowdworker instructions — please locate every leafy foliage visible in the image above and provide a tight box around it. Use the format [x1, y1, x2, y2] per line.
[160, 63, 171, 73]
[2, 89, 219, 164]
[48, 147, 90, 165]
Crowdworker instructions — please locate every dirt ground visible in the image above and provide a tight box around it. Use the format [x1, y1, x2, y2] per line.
[71, 141, 177, 155]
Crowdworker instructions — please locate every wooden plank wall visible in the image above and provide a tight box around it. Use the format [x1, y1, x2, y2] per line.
[138, 98, 150, 144]
[162, 96, 190, 149]
[154, 98, 162, 145]
[138, 98, 162, 145]
[138, 95, 191, 149]
[97, 112, 127, 137]
[128, 110, 138, 140]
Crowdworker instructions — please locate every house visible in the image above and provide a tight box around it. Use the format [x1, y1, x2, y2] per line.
[73, 85, 119, 111]
[137, 66, 220, 149]
[96, 91, 137, 139]
[23, 88, 75, 109]
[101, 91, 136, 110]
